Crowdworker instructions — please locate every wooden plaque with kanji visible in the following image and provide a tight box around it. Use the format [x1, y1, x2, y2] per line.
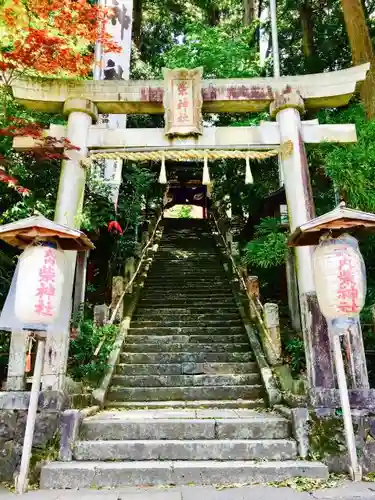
[163, 67, 203, 137]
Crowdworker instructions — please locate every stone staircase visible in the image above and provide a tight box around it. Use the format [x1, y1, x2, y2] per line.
[41, 218, 328, 488]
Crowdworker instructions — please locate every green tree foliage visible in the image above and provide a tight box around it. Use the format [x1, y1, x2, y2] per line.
[176, 205, 192, 218]
[243, 217, 287, 268]
[163, 23, 261, 78]
[313, 104, 375, 212]
[68, 321, 119, 385]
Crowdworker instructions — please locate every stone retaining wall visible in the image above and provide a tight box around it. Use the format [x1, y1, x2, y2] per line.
[291, 407, 375, 474]
[0, 391, 67, 481]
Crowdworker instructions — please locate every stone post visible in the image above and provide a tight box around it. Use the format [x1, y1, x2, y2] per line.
[93, 304, 109, 327]
[124, 257, 135, 294]
[231, 241, 240, 260]
[42, 98, 98, 390]
[348, 320, 369, 389]
[6, 330, 27, 390]
[111, 276, 124, 322]
[72, 251, 88, 317]
[279, 172, 301, 333]
[141, 230, 149, 247]
[263, 303, 282, 366]
[225, 231, 233, 249]
[270, 92, 335, 391]
[246, 276, 260, 320]
[286, 248, 302, 331]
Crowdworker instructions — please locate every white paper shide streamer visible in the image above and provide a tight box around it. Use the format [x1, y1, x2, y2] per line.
[245, 155, 254, 184]
[159, 154, 167, 184]
[202, 155, 211, 185]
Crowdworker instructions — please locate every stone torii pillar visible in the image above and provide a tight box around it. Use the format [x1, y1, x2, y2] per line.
[270, 92, 335, 390]
[42, 98, 98, 390]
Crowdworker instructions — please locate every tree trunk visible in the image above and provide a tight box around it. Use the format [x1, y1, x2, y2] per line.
[256, 0, 262, 49]
[341, 0, 375, 117]
[132, 0, 142, 49]
[244, 0, 256, 25]
[206, 1, 220, 26]
[299, 1, 315, 72]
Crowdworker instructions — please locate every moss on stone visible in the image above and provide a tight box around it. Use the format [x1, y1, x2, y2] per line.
[29, 433, 60, 487]
[308, 414, 346, 461]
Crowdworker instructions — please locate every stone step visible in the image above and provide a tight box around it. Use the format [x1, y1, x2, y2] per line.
[116, 362, 257, 375]
[138, 300, 236, 307]
[158, 249, 217, 253]
[141, 291, 232, 297]
[130, 320, 243, 328]
[111, 374, 260, 388]
[136, 305, 239, 319]
[40, 460, 329, 489]
[155, 251, 218, 255]
[144, 280, 228, 286]
[80, 415, 290, 441]
[150, 262, 221, 266]
[133, 312, 239, 321]
[128, 326, 245, 335]
[140, 294, 233, 301]
[159, 240, 214, 244]
[151, 262, 219, 270]
[150, 270, 222, 275]
[142, 290, 233, 297]
[124, 334, 248, 344]
[119, 352, 253, 364]
[143, 284, 232, 291]
[146, 273, 225, 279]
[148, 266, 223, 271]
[122, 343, 250, 353]
[134, 308, 238, 316]
[105, 399, 265, 410]
[151, 266, 220, 270]
[107, 385, 263, 402]
[142, 290, 233, 296]
[73, 439, 297, 461]
[146, 279, 226, 285]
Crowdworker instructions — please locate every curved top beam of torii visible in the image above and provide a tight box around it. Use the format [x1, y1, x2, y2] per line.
[11, 64, 369, 115]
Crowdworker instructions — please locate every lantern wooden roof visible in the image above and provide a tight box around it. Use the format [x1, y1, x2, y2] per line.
[0, 215, 94, 250]
[288, 203, 375, 247]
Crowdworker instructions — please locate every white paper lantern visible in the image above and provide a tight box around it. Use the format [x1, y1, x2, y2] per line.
[14, 243, 65, 325]
[313, 235, 366, 320]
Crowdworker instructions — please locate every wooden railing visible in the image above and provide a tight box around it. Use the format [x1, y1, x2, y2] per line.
[109, 212, 163, 324]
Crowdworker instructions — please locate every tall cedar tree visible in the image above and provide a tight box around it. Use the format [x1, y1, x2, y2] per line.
[341, 0, 375, 117]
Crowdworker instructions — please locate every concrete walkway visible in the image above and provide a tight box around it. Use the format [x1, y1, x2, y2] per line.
[1, 482, 375, 500]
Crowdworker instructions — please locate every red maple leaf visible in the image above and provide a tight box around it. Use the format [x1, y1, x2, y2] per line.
[0, 0, 121, 83]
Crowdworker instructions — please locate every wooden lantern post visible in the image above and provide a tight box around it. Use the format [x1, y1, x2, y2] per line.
[288, 201, 375, 481]
[0, 216, 93, 494]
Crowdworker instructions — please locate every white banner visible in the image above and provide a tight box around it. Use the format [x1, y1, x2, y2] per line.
[94, 0, 133, 207]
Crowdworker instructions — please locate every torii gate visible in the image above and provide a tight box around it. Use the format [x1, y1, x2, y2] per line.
[9, 63, 370, 405]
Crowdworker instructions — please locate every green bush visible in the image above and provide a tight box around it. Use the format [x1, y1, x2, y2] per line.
[284, 337, 306, 376]
[243, 217, 287, 268]
[68, 320, 119, 386]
